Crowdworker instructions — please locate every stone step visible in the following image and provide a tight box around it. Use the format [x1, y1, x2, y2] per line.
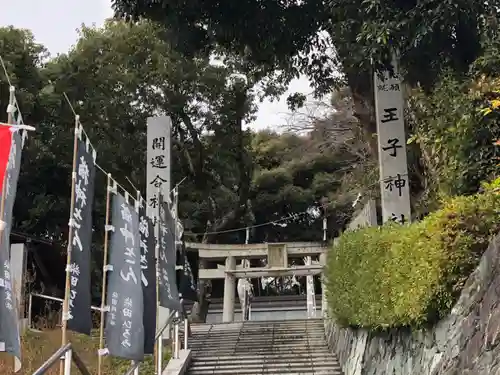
[191, 318, 324, 325]
[190, 351, 334, 359]
[190, 350, 333, 358]
[188, 329, 325, 334]
[192, 351, 337, 363]
[187, 328, 326, 334]
[185, 337, 327, 344]
[190, 352, 337, 362]
[188, 370, 341, 375]
[184, 336, 327, 344]
[188, 346, 331, 354]
[189, 324, 325, 333]
[187, 339, 328, 347]
[191, 358, 340, 367]
[183, 319, 342, 375]
[191, 324, 324, 328]
[188, 366, 342, 373]
[189, 327, 326, 333]
[185, 332, 327, 338]
[185, 333, 327, 340]
[187, 365, 342, 375]
[189, 359, 341, 368]
[187, 344, 329, 350]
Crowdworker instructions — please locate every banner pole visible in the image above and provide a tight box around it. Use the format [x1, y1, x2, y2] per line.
[6, 86, 14, 124]
[97, 173, 113, 375]
[155, 185, 162, 375]
[60, 114, 80, 375]
[173, 189, 180, 359]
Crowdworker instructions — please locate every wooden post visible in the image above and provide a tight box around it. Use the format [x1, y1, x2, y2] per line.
[97, 174, 113, 375]
[60, 114, 80, 375]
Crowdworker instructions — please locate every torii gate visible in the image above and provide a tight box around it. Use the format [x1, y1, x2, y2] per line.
[185, 241, 327, 322]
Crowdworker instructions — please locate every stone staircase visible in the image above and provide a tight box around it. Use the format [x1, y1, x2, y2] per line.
[182, 318, 342, 374]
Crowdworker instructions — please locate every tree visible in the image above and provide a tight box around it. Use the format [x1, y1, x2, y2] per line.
[111, 1, 494, 144]
[1, 20, 293, 320]
[249, 87, 373, 243]
[111, 0, 329, 76]
[5, 20, 259, 240]
[250, 129, 354, 243]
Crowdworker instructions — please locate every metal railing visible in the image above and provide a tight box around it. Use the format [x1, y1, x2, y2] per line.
[123, 361, 140, 375]
[154, 310, 175, 375]
[121, 309, 179, 375]
[28, 293, 101, 329]
[32, 343, 91, 375]
[30, 294, 189, 375]
[171, 303, 190, 361]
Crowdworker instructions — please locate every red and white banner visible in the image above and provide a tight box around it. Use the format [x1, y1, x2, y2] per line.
[0, 121, 22, 371]
[0, 124, 13, 192]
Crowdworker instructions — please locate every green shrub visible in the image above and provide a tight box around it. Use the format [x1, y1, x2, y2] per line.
[325, 192, 500, 329]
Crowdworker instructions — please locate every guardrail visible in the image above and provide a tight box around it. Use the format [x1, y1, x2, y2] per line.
[155, 310, 175, 375]
[28, 293, 101, 329]
[32, 343, 91, 375]
[29, 293, 190, 375]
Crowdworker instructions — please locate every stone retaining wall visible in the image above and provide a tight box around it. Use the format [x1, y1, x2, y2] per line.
[324, 234, 500, 375]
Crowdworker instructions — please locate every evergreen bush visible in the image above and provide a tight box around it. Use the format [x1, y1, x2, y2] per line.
[325, 192, 500, 329]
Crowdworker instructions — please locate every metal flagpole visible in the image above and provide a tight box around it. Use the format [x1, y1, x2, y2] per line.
[155, 186, 162, 375]
[97, 174, 113, 375]
[60, 114, 81, 375]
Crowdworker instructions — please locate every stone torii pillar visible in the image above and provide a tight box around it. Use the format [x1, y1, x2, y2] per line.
[222, 256, 236, 322]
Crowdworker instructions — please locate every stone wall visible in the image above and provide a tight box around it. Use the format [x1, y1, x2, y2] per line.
[324, 233, 500, 375]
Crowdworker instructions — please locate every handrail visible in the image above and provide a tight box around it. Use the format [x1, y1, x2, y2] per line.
[32, 343, 72, 375]
[32, 343, 92, 375]
[28, 293, 102, 329]
[155, 310, 176, 340]
[30, 292, 102, 311]
[71, 350, 92, 375]
[33, 308, 177, 375]
[155, 309, 178, 375]
[123, 361, 140, 375]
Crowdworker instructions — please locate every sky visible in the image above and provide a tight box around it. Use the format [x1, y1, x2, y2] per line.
[0, 0, 314, 131]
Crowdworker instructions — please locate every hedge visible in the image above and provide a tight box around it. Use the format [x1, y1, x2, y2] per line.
[325, 192, 500, 329]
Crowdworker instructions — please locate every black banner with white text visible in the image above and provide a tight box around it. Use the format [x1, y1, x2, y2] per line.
[67, 129, 96, 335]
[158, 195, 181, 312]
[178, 242, 198, 302]
[139, 199, 156, 354]
[105, 193, 144, 361]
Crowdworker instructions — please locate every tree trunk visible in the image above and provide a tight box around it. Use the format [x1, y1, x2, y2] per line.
[188, 258, 211, 323]
[186, 86, 252, 324]
[346, 69, 378, 158]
